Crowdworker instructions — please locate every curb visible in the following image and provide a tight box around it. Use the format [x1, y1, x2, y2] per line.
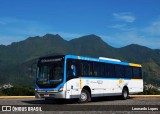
[0, 96, 35, 99]
[0, 95, 160, 99]
[129, 95, 160, 98]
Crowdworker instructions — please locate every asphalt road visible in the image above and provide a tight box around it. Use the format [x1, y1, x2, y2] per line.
[0, 97, 160, 105]
[0, 97, 160, 113]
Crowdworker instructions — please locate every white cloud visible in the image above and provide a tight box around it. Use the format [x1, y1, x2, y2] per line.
[0, 16, 160, 49]
[112, 12, 136, 23]
[110, 24, 136, 31]
[145, 20, 160, 36]
[107, 16, 160, 49]
[100, 31, 160, 49]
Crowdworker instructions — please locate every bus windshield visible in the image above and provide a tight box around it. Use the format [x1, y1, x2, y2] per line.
[36, 58, 64, 88]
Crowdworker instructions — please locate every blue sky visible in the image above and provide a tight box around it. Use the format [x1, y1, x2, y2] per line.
[0, 0, 160, 49]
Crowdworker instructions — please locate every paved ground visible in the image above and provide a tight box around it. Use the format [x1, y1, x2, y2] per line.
[0, 97, 160, 105]
[0, 97, 160, 113]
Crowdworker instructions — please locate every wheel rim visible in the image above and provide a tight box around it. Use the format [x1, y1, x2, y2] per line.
[123, 90, 128, 98]
[80, 92, 87, 101]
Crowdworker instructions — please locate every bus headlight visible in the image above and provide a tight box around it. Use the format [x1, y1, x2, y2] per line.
[59, 86, 63, 92]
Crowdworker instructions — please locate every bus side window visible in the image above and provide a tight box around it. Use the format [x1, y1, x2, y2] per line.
[92, 62, 95, 76]
[83, 62, 87, 76]
[93, 62, 99, 76]
[139, 68, 142, 79]
[105, 64, 109, 77]
[67, 60, 72, 79]
[115, 65, 124, 78]
[125, 66, 132, 79]
[81, 61, 87, 76]
[82, 61, 92, 76]
[106, 64, 115, 78]
[67, 59, 77, 80]
[88, 62, 92, 76]
[133, 67, 141, 79]
[71, 64, 76, 76]
[80, 62, 84, 76]
[100, 63, 105, 77]
[76, 60, 81, 77]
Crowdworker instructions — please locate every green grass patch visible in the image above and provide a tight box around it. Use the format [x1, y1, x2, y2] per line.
[0, 85, 34, 96]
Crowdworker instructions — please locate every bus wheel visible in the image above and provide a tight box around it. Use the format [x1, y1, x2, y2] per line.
[78, 89, 90, 103]
[122, 88, 128, 100]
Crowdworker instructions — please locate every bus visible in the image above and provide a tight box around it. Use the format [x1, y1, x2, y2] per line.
[35, 55, 143, 103]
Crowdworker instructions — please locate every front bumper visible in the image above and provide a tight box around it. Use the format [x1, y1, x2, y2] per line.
[35, 90, 66, 99]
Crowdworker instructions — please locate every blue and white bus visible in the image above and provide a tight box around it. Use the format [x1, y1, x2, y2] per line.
[35, 55, 143, 103]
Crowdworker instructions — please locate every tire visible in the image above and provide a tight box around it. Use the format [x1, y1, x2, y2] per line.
[78, 89, 90, 103]
[122, 88, 128, 100]
[45, 98, 52, 101]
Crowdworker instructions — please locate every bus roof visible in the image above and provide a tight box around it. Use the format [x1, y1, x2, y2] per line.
[38, 55, 141, 67]
[65, 55, 142, 67]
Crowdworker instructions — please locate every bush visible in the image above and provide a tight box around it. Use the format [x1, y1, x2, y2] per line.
[1, 85, 34, 96]
[138, 88, 160, 95]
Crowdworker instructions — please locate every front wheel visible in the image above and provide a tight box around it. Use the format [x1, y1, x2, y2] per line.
[122, 88, 128, 100]
[78, 89, 90, 103]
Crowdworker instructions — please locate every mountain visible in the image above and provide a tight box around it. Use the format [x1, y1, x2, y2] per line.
[0, 34, 160, 86]
[69, 34, 117, 57]
[118, 44, 160, 63]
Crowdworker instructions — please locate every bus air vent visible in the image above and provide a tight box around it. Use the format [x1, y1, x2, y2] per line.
[99, 57, 121, 62]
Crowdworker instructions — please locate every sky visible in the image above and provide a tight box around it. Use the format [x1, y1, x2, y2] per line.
[0, 0, 160, 49]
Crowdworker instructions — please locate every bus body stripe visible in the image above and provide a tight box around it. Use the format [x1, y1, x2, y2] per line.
[131, 78, 143, 80]
[80, 77, 82, 89]
[129, 63, 142, 67]
[78, 56, 80, 59]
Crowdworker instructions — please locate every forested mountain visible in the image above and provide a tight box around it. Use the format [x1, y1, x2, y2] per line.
[0, 34, 160, 86]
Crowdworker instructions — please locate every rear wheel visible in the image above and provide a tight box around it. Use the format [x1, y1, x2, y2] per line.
[122, 88, 128, 100]
[78, 89, 90, 103]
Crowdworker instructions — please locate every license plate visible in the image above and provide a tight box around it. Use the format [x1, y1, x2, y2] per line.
[44, 94, 49, 97]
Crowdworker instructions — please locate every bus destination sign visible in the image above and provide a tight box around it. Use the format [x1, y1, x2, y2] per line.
[41, 58, 62, 63]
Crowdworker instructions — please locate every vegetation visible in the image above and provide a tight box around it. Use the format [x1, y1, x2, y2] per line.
[142, 89, 160, 95]
[0, 84, 159, 96]
[138, 89, 160, 95]
[0, 34, 160, 87]
[0, 85, 34, 96]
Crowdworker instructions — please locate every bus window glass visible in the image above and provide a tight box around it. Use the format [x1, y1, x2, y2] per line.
[133, 67, 140, 79]
[82, 61, 92, 76]
[100, 63, 105, 76]
[125, 67, 132, 78]
[139, 68, 142, 79]
[93, 62, 101, 76]
[67, 59, 78, 80]
[115, 65, 124, 78]
[106, 64, 115, 78]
